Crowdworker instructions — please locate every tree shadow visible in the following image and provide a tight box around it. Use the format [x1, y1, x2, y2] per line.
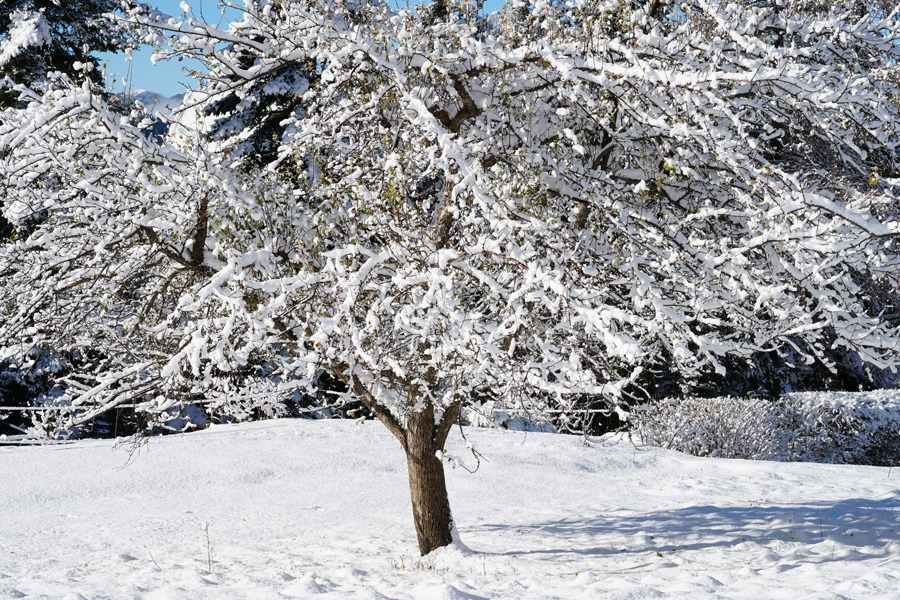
[471, 495, 899, 562]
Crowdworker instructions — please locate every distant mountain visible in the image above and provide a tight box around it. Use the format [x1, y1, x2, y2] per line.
[116, 89, 185, 116]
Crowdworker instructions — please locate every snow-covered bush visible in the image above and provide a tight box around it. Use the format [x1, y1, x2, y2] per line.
[779, 391, 900, 465]
[632, 391, 900, 465]
[630, 396, 783, 460]
[463, 400, 558, 433]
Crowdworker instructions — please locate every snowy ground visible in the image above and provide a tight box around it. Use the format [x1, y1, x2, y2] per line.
[1, 419, 897, 599]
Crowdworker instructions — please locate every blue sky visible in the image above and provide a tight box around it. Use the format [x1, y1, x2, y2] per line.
[100, 0, 503, 97]
[99, 0, 238, 97]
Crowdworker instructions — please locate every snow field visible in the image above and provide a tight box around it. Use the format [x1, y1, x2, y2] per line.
[0, 419, 897, 599]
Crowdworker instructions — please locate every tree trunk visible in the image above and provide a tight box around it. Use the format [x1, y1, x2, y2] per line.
[405, 406, 454, 555]
[341, 370, 462, 555]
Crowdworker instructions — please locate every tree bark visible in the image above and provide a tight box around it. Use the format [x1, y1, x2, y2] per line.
[341, 369, 463, 555]
[405, 404, 454, 555]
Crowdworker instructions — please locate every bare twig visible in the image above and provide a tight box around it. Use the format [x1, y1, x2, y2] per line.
[148, 550, 162, 572]
[205, 522, 214, 574]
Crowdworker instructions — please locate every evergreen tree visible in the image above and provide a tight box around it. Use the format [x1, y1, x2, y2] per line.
[202, 59, 314, 171]
[196, 2, 316, 172]
[1, 0, 130, 234]
[0, 0, 128, 105]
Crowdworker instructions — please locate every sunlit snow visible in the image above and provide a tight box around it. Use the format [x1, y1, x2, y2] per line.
[1, 419, 897, 599]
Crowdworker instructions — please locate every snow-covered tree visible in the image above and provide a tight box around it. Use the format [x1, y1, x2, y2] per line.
[0, 0, 137, 429]
[3, 0, 900, 554]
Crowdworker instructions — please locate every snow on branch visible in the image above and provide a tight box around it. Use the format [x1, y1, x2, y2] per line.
[0, 9, 50, 68]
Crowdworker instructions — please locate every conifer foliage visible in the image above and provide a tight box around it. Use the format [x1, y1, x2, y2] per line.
[2, 0, 900, 553]
[0, 0, 129, 101]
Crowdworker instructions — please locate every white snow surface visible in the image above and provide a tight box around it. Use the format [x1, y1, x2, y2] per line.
[1, 419, 898, 599]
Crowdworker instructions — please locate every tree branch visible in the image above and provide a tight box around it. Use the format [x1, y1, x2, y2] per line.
[435, 399, 463, 449]
[191, 193, 209, 267]
[343, 372, 408, 449]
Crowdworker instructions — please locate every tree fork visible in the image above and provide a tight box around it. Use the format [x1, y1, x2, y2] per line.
[340, 369, 462, 554]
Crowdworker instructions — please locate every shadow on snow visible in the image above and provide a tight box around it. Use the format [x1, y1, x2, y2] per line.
[471, 495, 899, 561]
